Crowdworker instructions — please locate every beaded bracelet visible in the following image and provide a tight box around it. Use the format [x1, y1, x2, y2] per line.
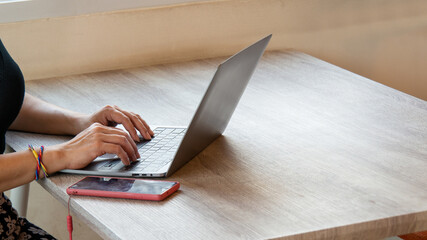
[28, 145, 48, 180]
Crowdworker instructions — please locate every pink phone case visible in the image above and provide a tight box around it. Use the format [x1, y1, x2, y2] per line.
[66, 176, 180, 201]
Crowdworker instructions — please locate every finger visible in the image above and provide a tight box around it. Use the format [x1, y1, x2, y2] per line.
[135, 113, 154, 136]
[113, 106, 152, 140]
[97, 142, 131, 166]
[126, 112, 152, 139]
[106, 109, 141, 142]
[130, 114, 152, 140]
[91, 123, 140, 158]
[95, 133, 138, 162]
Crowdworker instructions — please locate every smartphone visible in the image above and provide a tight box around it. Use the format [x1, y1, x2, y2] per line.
[66, 176, 180, 201]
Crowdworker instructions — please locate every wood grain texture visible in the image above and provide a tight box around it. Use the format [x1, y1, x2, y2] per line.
[6, 51, 427, 240]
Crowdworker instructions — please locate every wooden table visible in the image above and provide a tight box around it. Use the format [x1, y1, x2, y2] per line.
[6, 51, 427, 239]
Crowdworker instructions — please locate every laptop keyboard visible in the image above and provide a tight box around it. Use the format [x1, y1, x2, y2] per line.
[112, 127, 187, 172]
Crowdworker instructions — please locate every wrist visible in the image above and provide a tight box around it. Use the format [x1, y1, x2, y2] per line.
[70, 113, 91, 135]
[42, 145, 68, 174]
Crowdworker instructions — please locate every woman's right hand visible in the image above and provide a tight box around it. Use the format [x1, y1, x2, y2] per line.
[57, 123, 140, 170]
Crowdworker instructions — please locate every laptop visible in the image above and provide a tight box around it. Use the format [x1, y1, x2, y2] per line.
[61, 34, 272, 178]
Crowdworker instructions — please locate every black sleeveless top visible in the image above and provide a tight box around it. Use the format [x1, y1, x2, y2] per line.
[0, 39, 25, 153]
[0, 41, 56, 239]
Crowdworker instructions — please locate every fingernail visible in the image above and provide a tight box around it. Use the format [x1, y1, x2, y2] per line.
[137, 152, 141, 158]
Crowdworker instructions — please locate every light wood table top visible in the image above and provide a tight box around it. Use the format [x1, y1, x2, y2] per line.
[6, 51, 427, 240]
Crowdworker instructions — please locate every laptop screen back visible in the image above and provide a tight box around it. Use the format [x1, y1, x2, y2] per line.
[166, 34, 272, 176]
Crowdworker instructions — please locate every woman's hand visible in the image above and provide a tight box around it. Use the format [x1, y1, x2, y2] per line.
[57, 123, 141, 169]
[78, 105, 154, 142]
[11, 94, 154, 140]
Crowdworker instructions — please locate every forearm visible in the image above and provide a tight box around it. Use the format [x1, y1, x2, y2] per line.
[10, 93, 90, 135]
[0, 146, 65, 192]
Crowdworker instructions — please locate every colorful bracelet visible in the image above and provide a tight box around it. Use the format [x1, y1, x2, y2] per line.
[28, 145, 48, 180]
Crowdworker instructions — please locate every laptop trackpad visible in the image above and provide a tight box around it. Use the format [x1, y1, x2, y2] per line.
[97, 159, 121, 170]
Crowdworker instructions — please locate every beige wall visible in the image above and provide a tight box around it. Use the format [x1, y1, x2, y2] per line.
[0, 0, 426, 100]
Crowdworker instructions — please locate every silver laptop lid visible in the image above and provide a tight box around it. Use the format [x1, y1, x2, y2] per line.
[166, 34, 272, 176]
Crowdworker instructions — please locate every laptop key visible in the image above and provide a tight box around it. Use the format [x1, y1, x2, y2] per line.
[123, 127, 186, 173]
[173, 128, 184, 134]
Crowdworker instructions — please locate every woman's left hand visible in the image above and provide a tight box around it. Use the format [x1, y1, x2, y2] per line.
[78, 105, 154, 142]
